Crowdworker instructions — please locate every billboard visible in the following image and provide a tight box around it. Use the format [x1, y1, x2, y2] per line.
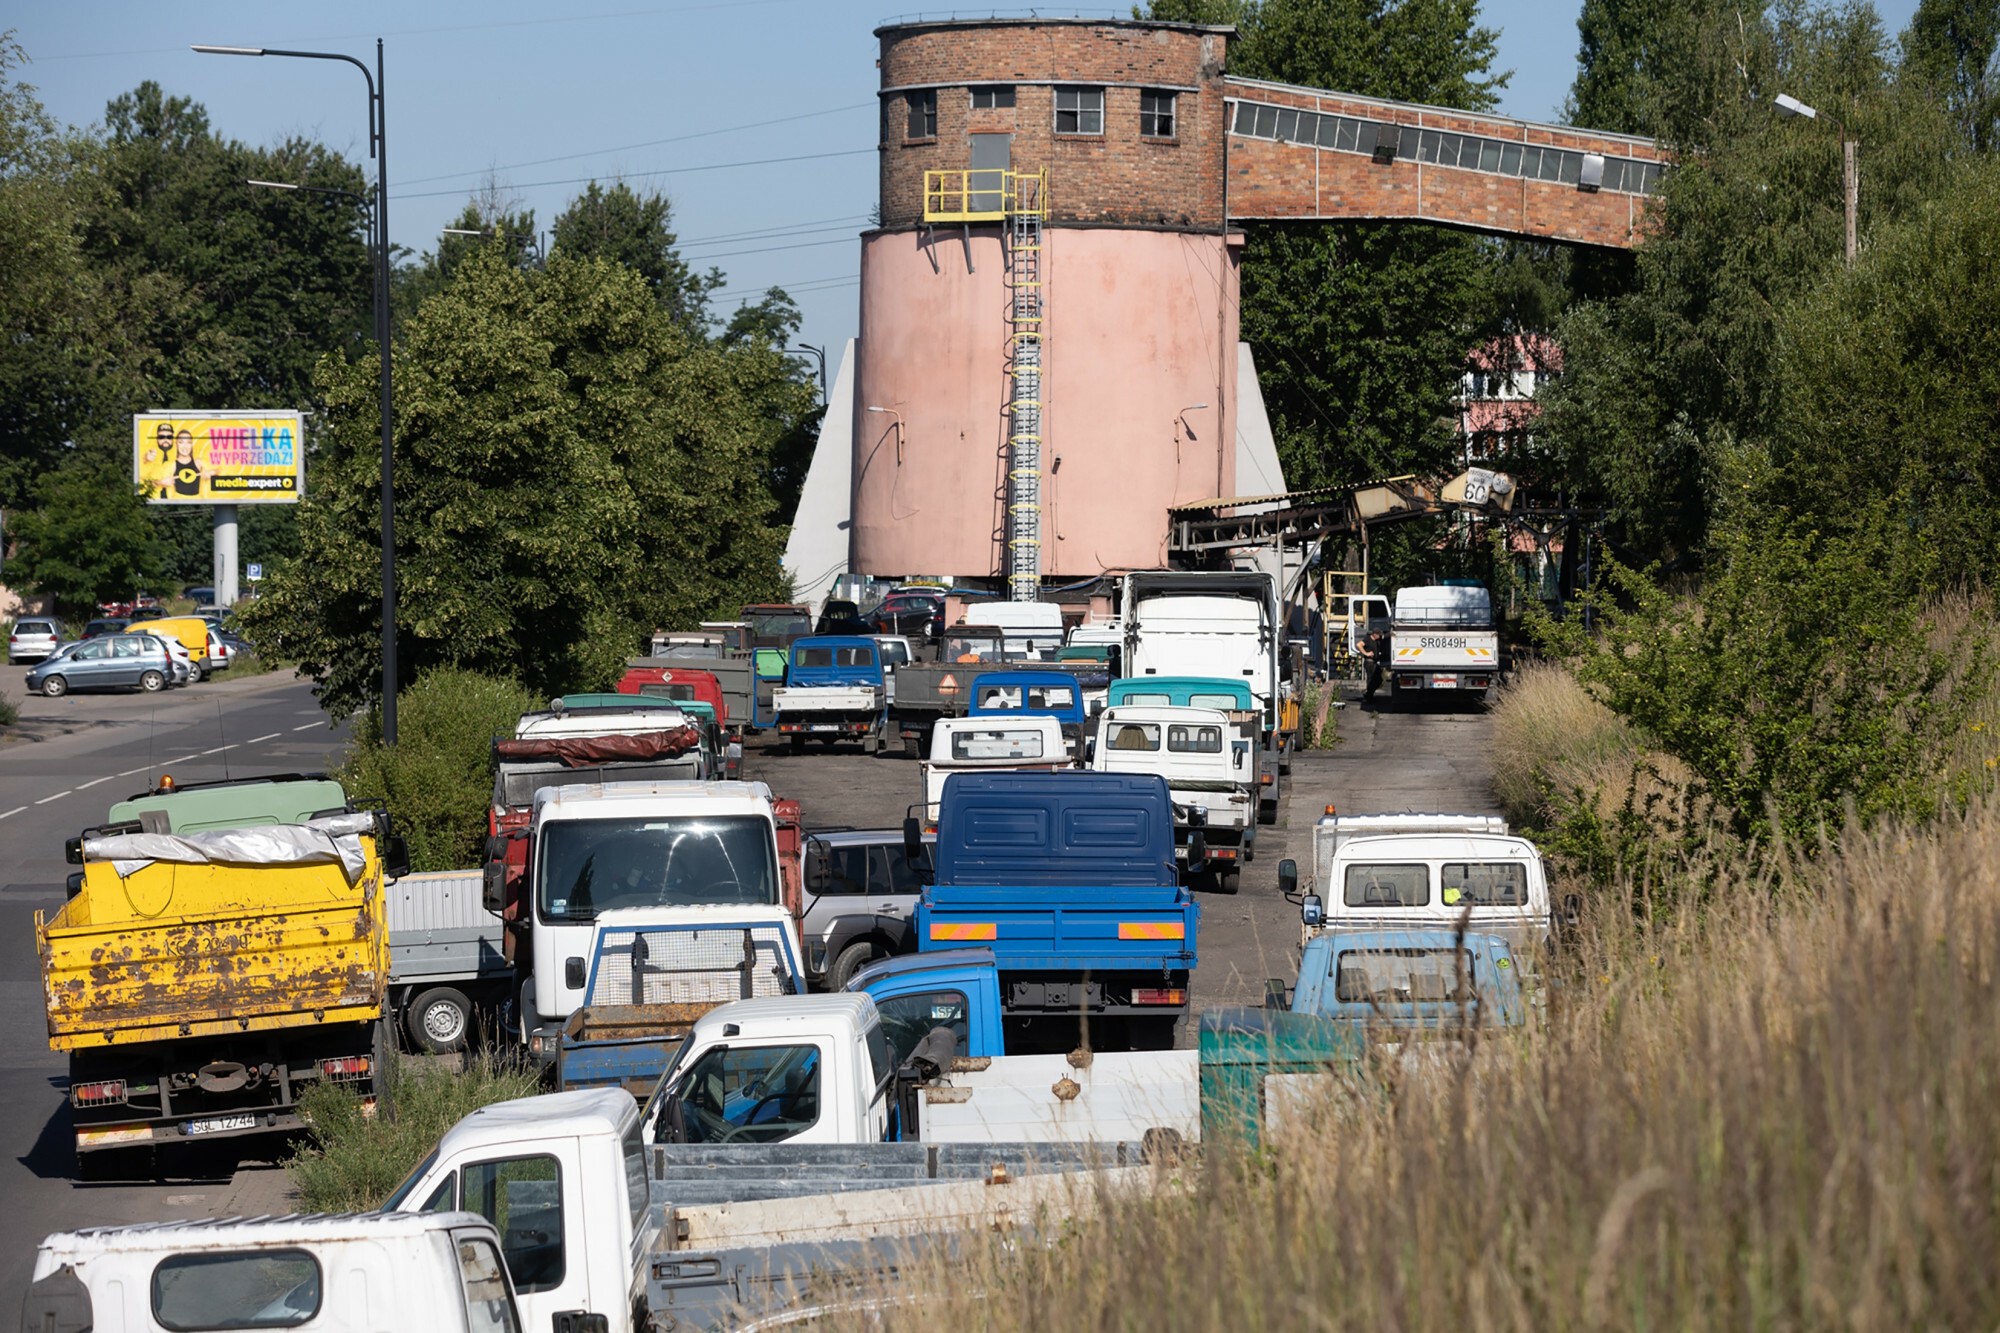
[133, 411, 305, 505]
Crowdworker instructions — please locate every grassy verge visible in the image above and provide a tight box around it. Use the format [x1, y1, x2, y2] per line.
[827, 796, 2000, 1329]
[287, 1054, 543, 1212]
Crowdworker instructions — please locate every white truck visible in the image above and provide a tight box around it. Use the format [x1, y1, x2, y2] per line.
[1089, 703, 1257, 890]
[960, 599, 1066, 662]
[1382, 584, 1502, 698]
[520, 781, 804, 1066]
[1298, 811, 1551, 956]
[1121, 570, 1289, 824]
[918, 714, 1071, 829]
[643, 992, 1200, 1148]
[383, 1084, 1164, 1333]
[24, 1211, 524, 1333]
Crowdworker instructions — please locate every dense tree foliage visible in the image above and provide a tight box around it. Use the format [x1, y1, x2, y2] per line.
[6, 461, 165, 616]
[238, 248, 802, 713]
[1145, 0, 1509, 487]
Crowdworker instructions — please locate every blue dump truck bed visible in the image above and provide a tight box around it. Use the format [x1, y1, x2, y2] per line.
[916, 771, 1196, 1045]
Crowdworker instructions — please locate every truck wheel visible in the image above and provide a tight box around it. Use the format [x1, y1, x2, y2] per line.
[788, 735, 805, 755]
[1258, 798, 1278, 826]
[1214, 866, 1241, 894]
[826, 941, 884, 992]
[407, 986, 473, 1055]
[904, 735, 921, 760]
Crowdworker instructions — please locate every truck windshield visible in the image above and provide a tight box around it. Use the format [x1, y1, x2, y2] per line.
[499, 761, 700, 808]
[537, 816, 777, 921]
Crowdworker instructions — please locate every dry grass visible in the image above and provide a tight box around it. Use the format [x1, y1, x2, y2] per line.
[816, 799, 2000, 1331]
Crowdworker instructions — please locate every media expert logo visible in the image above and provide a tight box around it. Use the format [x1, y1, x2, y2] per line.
[132, 412, 305, 505]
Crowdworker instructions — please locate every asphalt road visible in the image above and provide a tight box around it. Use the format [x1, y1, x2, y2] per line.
[0, 669, 350, 1313]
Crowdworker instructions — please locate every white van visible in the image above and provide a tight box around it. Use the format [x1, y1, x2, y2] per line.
[1304, 813, 1549, 953]
[960, 601, 1065, 662]
[24, 1211, 523, 1333]
[920, 715, 1070, 828]
[1089, 704, 1256, 886]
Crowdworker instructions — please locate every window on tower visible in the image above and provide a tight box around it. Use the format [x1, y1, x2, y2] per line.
[1055, 87, 1105, 136]
[907, 89, 937, 140]
[1140, 89, 1177, 139]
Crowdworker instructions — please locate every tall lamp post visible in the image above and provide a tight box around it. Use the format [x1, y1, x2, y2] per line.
[197, 40, 399, 742]
[784, 344, 828, 406]
[1774, 92, 1857, 266]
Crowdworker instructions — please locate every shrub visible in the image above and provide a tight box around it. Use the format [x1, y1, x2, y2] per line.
[337, 667, 540, 871]
[288, 1055, 543, 1212]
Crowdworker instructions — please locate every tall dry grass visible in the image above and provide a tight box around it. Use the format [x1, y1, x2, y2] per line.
[815, 799, 2000, 1330]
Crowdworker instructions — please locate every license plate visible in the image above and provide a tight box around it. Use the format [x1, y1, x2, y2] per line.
[810, 723, 841, 732]
[187, 1113, 257, 1136]
[1431, 675, 1458, 689]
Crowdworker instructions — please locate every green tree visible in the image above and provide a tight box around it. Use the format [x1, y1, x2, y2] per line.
[242, 248, 796, 715]
[1901, 0, 2000, 148]
[551, 182, 720, 333]
[7, 461, 166, 616]
[1146, 0, 1510, 487]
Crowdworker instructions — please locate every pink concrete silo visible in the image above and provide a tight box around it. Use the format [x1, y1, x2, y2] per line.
[853, 18, 1240, 587]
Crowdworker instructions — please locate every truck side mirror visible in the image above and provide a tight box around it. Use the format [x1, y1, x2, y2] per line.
[903, 815, 923, 863]
[383, 835, 411, 880]
[64, 836, 83, 866]
[1301, 893, 1324, 928]
[804, 838, 830, 892]
[1264, 978, 1290, 1011]
[1278, 858, 1299, 899]
[553, 1312, 611, 1333]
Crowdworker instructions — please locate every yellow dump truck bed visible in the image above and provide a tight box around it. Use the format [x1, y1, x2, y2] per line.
[38, 836, 388, 1050]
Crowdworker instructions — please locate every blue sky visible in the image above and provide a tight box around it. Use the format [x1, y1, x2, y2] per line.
[11, 0, 1921, 363]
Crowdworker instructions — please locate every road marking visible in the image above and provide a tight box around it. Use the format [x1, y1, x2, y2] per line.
[118, 766, 151, 777]
[249, 732, 281, 744]
[292, 721, 325, 732]
[34, 792, 69, 805]
[201, 744, 238, 756]
[76, 776, 113, 789]
[0, 806, 26, 820]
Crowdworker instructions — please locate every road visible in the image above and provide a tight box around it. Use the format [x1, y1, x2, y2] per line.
[0, 669, 350, 1311]
[0, 675, 1494, 1310]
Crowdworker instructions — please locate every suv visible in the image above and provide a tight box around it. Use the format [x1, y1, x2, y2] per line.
[8, 618, 61, 664]
[800, 827, 934, 990]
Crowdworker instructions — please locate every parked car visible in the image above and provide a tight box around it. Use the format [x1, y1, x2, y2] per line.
[8, 617, 61, 664]
[80, 617, 130, 640]
[181, 584, 215, 604]
[153, 633, 197, 685]
[205, 627, 232, 672]
[800, 826, 934, 989]
[27, 634, 173, 696]
[865, 593, 944, 638]
[816, 598, 863, 632]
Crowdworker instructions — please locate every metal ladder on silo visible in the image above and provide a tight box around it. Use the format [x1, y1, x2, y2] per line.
[1004, 170, 1047, 602]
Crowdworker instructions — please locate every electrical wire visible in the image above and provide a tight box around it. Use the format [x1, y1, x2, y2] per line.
[391, 147, 874, 201]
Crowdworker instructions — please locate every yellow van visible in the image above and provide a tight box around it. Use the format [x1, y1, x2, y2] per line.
[125, 616, 213, 679]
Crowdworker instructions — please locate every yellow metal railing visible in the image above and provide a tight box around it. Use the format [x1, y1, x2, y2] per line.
[923, 167, 1048, 224]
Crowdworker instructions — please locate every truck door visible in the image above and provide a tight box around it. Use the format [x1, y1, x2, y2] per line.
[453, 1138, 595, 1333]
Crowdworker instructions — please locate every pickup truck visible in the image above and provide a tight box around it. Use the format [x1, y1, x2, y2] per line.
[773, 634, 889, 753]
[26, 1212, 525, 1333]
[554, 911, 808, 1096]
[912, 770, 1198, 1049]
[1297, 811, 1550, 958]
[382, 1085, 1156, 1333]
[892, 623, 1082, 757]
[918, 714, 1070, 830]
[1383, 583, 1502, 698]
[1090, 703, 1256, 890]
[43, 811, 405, 1170]
[967, 668, 1088, 753]
[621, 654, 774, 733]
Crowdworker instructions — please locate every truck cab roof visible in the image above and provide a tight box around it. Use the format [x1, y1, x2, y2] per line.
[39, 1210, 492, 1256]
[845, 946, 996, 991]
[535, 778, 774, 821]
[442, 1086, 637, 1155]
[686, 991, 877, 1043]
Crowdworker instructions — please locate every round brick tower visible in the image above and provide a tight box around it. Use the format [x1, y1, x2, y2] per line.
[853, 18, 1239, 587]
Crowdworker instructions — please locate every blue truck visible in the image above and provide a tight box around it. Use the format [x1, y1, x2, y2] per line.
[773, 634, 889, 753]
[968, 668, 1090, 753]
[908, 770, 1198, 1049]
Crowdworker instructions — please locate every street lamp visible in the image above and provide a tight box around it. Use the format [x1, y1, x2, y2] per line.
[785, 344, 828, 406]
[442, 224, 544, 265]
[198, 40, 400, 743]
[866, 405, 905, 464]
[1774, 92, 1856, 266]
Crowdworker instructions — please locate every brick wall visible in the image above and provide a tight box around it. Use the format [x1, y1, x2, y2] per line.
[877, 20, 1230, 231]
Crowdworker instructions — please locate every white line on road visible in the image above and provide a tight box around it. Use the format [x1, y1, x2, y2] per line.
[201, 745, 238, 756]
[0, 806, 26, 819]
[248, 732, 281, 744]
[34, 792, 69, 805]
[118, 766, 151, 777]
[76, 776, 113, 789]
[292, 721, 325, 732]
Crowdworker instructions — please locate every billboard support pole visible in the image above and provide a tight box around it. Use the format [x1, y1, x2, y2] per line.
[213, 505, 239, 607]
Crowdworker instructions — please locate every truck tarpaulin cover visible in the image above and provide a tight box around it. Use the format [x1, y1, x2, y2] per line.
[81, 810, 378, 882]
[492, 727, 701, 766]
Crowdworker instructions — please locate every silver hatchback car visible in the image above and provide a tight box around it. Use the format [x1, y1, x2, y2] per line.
[9, 617, 61, 664]
[28, 634, 173, 696]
